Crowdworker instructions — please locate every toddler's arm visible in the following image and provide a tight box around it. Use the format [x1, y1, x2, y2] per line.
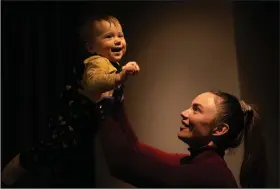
[83, 57, 127, 93]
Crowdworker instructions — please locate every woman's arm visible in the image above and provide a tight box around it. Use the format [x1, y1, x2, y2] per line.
[98, 104, 209, 187]
[100, 103, 186, 164]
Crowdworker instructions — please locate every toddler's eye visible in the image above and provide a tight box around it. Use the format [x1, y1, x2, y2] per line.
[105, 35, 112, 39]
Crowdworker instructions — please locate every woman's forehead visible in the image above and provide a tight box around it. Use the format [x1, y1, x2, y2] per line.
[192, 92, 218, 110]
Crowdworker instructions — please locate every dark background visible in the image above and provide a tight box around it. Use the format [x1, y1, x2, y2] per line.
[232, 1, 279, 187]
[2, 1, 279, 187]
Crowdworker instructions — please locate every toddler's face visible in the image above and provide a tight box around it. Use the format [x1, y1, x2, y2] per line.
[90, 19, 126, 62]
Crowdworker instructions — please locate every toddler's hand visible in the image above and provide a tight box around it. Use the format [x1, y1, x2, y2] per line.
[122, 62, 140, 76]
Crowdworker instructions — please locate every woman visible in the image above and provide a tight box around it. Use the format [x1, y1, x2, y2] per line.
[97, 91, 266, 187]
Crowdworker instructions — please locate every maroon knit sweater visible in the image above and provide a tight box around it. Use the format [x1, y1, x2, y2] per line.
[99, 105, 238, 188]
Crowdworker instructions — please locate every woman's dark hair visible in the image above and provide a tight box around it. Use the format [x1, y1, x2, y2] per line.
[210, 90, 267, 188]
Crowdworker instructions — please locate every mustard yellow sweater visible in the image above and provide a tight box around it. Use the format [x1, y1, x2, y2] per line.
[80, 55, 121, 102]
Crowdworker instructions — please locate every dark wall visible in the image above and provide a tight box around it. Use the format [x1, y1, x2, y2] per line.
[2, 2, 86, 187]
[232, 1, 279, 187]
[2, 1, 79, 168]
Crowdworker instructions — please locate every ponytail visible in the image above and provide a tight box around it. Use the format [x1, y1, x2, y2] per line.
[239, 101, 266, 187]
[210, 91, 267, 187]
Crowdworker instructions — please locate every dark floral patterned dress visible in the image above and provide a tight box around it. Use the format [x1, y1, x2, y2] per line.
[18, 62, 123, 187]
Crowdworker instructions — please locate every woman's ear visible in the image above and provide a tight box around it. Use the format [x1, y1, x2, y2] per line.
[212, 123, 229, 136]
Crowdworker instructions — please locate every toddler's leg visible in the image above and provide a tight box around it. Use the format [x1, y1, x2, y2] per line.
[2, 86, 98, 186]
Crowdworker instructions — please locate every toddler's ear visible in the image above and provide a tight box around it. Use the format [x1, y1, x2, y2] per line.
[86, 42, 95, 54]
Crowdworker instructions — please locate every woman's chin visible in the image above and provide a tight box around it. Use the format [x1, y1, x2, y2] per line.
[177, 133, 192, 142]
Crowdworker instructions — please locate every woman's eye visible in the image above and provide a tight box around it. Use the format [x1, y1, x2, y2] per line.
[193, 106, 200, 112]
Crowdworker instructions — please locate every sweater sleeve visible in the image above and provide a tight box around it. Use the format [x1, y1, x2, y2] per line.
[83, 56, 118, 93]
[99, 105, 215, 187]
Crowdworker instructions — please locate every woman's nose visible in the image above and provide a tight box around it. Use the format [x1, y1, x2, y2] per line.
[181, 109, 189, 119]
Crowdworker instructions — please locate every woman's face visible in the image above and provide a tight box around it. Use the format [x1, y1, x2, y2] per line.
[178, 92, 221, 146]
